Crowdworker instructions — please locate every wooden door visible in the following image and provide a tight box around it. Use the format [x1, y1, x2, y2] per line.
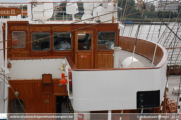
[75, 31, 94, 69]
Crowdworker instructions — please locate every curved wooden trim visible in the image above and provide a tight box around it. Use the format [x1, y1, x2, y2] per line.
[67, 36, 168, 71]
[66, 56, 76, 69]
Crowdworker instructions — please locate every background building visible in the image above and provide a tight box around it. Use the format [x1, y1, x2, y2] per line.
[155, 0, 180, 12]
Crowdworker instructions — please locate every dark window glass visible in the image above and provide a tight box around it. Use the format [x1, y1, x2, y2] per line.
[53, 33, 71, 50]
[78, 33, 91, 50]
[12, 31, 26, 48]
[97, 32, 115, 50]
[11, 99, 25, 113]
[32, 33, 50, 51]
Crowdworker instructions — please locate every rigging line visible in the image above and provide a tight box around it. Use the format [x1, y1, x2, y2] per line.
[121, 0, 129, 23]
[168, 22, 181, 64]
[0, 0, 173, 43]
[1, 2, 179, 51]
[0, 2, 171, 51]
[122, 6, 135, 36]
[128, 14, 137, 36]
[162, 12, 181, 112]
[146, 4, 181, 44]
[161, 18, 180, 47]
[123, 0, 133, 23]
[176, 76, 181, 114]
[0, 1, 117, 4]
[120, 0, 124, 19]
[158, 8, 176, 44]
[158, 0, 169, 38]
[174, 49, 181, 65]
[43, 1, 80, 11]
[0, 2, 140, 44]
[121, 0, 136, 35]
[158, 17, 174, 44]
[0, 0, 179, 50]
[124, 2, 134, 23]
[131, 10, 145, 68]
[168, 24, 181, 49]
[146, 15, 156, 40]
[150, 17, 158, 41]
[0, 72, 28, 115]
[138, 21, 144, 38]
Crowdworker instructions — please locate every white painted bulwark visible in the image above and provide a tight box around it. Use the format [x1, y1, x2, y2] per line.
[72, 63, 167, 111]
[9, 59, 65, 80]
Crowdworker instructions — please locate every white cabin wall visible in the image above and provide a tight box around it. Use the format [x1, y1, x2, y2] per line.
[9, 59, 65, 80]
[72, 62, 167, 111]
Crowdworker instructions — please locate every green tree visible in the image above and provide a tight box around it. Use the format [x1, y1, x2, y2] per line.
[77, 3, 84, 11]
[150, 4, 155, 12]
[118, 0, 135, 16]
[178, 5, 181, 13]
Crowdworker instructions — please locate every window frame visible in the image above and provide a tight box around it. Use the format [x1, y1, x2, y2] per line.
[31, 32, 51, 51]
[53, 32, 72, 51]
[97, 31, 116, 50]
[12, 31, 26, 49]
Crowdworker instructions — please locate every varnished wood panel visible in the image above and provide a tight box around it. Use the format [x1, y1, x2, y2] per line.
[29, 26, 51, 32]
[77, 52, 92, 69]
[119, 36, 164, 66]
[7, 22, 119, 67]
[52, 26, 71, 31]
[9, 79, 67, 113]
[75, 30, 94, 69]
[97, 51, 114, 69]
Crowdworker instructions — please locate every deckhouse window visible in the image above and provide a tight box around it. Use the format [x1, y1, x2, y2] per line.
[97, 32, 115, 50]
[78, 33, 91, 50]
[53, 32, 71, 50]
[12, 31, 26, 48]
[32, 33, 50, 51]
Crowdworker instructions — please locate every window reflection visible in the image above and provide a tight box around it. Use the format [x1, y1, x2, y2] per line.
[78, 34, 91, 50]
[54, 33, 71, 50]
[32, 33, 50, 51]
[12, 31, 26, 48]
[98, 32, 115, 50]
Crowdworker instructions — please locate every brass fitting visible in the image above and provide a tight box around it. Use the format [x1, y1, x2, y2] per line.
[59, 64, 66, 71]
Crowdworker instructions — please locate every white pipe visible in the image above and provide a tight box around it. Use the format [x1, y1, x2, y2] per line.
[0, 20, 5, 113]
[4, 21, 8, 113]
[151, 44, 158, 67]
[108, 110, 111, 120]
[131, 46, 136, 68]
[72, 14, 75, 22]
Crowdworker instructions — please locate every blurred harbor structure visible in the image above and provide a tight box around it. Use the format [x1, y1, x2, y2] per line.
[154, 0, 180, 12]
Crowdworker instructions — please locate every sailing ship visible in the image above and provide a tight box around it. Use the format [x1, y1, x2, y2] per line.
[0, 0, 180, 119]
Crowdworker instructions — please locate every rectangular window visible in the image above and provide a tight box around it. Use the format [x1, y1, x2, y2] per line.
[78, 33, 91, 50]
[97, 32, 115, 50]
[53, 32, 71, 50]
[12, 31, 26, 48]
[32, 33, 50, 51]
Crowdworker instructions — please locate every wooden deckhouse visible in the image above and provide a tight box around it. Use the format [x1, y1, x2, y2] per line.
[5, 21, 169, 117]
